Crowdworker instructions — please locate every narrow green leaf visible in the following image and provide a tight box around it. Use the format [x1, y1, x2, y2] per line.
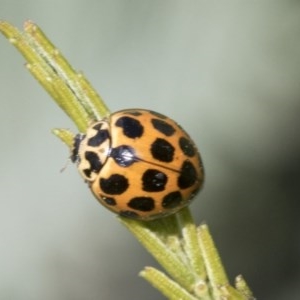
[140, 267, 198, 300]
[235, 275, 255, 300]
[26, 62, 90, 131]
[197, 224, 229, 299]
[177, 207, 206, 279]
[52, 128, 74, 148]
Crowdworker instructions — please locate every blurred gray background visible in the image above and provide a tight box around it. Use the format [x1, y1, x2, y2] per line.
[1, 1, 300, 299]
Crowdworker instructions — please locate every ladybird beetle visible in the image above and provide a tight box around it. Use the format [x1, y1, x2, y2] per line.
[71, 109, 204, 220]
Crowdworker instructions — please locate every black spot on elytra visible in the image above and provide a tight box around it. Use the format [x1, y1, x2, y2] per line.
[85, 151, 102, 173]
[83, 168, 92, 178]
[127, 197, 155, 211]
[179, 137, 196, 157]
[178, 160, 198, 189]
[162, 191, 183, 209]
[102, 196, 117, 206]
[110, 145, 137, 167]
[92, 123, 104, 130]
[150, 138, 175, 162]
[142, 169, 167, 192]
[71, 134, 85, 163]
[119, 210, 140, 219]
[149, 110, 167, 119]
[115, 116, 144, 138]
[151, 118, 176, 136]
[87, 129, 110, 147]
[100, 174, 129, 195]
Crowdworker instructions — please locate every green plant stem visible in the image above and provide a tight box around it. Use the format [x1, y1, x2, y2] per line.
[120, 217, 195, 291]
[0, 20, 255, 300]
